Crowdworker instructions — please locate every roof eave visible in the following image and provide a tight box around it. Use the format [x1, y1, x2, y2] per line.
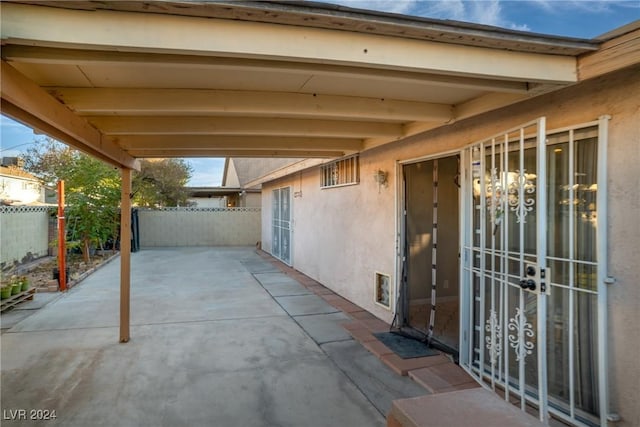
[7, 0, 601, 56]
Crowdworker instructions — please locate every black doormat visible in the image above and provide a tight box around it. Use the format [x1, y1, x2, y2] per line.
[373, 332, 440, 359]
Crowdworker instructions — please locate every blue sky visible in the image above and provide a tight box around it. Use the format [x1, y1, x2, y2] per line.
[1, 0, 638, 185]
[330, 0, 639, 37]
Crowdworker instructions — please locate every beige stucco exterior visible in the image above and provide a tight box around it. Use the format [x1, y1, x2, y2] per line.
[262, 65, 640, 425]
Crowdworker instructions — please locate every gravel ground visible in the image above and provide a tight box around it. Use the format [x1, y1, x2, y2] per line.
[12, 253, 115, 291]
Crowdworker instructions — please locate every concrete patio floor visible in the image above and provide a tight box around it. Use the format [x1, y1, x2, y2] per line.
[1, 247, 427, 427]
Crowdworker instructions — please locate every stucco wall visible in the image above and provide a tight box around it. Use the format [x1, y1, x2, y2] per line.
[0, 206, 49, 270]
[244, 192, 261, 208]
[262, 65, 640, 425]
[139, 207, 261, 247]
[263, 161, 397, 320]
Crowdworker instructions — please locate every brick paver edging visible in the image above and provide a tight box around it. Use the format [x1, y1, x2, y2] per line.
[253, 250, 467, 381]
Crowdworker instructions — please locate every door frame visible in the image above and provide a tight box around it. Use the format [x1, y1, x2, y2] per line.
[394, 150, 462, 354]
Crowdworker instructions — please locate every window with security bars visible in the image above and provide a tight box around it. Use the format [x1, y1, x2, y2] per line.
[320, 155, 359, 188]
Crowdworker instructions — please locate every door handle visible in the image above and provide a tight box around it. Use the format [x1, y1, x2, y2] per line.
[519, 264, 551, 295]
[519, 279, 536, 291]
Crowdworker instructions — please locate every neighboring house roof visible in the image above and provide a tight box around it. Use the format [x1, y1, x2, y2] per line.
[221, 158, 240, 188]
[0, 165, 40, 182]
[186, 186, 259, 198]
[223, 158, 303, 189]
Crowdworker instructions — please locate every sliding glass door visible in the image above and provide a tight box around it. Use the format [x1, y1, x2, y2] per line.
[272, 187, 291, 265]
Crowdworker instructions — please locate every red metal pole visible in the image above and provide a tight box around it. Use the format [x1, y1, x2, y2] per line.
[57, 180, 66, 291]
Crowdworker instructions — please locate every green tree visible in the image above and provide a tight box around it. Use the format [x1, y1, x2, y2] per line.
[65, 154, 121, 259]
[23, 139, 194, 261]
[22, 138, 76, 186]
[23, 138, 121, 262]
[132, 159, 193, 208]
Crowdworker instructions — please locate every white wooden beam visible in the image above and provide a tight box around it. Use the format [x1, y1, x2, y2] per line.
[51, 88, 453, 122]
[362, 122, 444, 150]
[88, 116, 403, 138]
[1, 3, 578, 83]
[0, 61, 139, 170]
[4, 46, 530, 94]
[114, 135, 363, 152]
[363, 93, 533, 150]
[453, 92, 531, 122]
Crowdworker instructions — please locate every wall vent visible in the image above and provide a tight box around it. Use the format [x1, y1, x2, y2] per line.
[374, 272, 391, 309]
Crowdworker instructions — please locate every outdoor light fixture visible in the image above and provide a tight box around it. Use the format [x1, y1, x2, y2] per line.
[373, 170, 388, 192]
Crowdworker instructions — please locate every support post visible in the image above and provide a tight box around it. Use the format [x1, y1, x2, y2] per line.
[57, 180, 66, 291]
[120, 168, 132, 343]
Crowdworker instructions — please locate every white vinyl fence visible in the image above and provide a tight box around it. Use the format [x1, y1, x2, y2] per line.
[0, 206, 50, 270]
[138, 207, 261, 247]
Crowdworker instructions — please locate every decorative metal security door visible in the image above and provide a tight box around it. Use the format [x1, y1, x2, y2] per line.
[272, 187, 291, 264]
[461, 117, 610, 426]
[460, 118, 550, 422]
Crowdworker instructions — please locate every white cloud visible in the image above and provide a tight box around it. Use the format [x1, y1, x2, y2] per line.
[528, 0, 554, 12]
[189, 171, 222, 186]
[187, 158, 225, 186]
[328, 0, 533, 32]
[529, 0, 638, 14]
[510, 22, 531, 31]
[329, 0, 420, 15]
[1, 116, 18, 128]
[419, 0, 532, 30]
[469, 0, 503, 26]
[419, 0, 466, 20]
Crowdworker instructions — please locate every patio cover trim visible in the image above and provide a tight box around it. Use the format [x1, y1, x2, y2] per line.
[1, 3, 579, 83]
[10, 1, 600, 55]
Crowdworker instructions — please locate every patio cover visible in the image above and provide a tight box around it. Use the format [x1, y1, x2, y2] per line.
[1, 0, 611, 165]
[1, 1, 637, 341]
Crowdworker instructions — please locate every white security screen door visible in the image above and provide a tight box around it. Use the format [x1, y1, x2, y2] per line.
[460, 117, 610, 427]
[272, 187, 291, 264]
[461, 118, 550, 422]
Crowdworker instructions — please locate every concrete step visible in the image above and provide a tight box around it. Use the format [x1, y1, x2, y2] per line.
[388, 388, 546, 427]
[408, 363, 480, 394]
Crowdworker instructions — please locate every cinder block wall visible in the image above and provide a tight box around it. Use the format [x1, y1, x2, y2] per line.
[0, 206, 49, 270]
[138, 208, 261, 247]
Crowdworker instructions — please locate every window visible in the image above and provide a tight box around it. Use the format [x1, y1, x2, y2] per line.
[320, 155, 359, 188]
